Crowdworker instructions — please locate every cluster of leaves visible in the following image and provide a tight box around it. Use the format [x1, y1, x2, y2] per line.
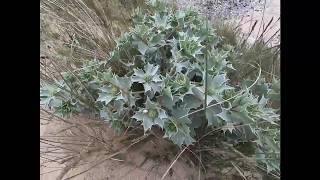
[40, 0, 280, 174]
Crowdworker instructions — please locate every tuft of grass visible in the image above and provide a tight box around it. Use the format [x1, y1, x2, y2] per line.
[214, 20, 242, 47]
[40, 0, 145, 86]
[213, 18, 280, 84]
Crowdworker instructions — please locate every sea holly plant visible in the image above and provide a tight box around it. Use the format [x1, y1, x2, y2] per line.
[97, 85, 121, 105]
[168, 73, 195, 98]
[153, 11, 172, 31]
[164, 107, 195, 147]
[96, 72, 133, 106]
[178, 31, 203, 58]
[268, 77, 280, 104]
[131, 63, 163, 98]
[206, 48, 235, 74]
[40, 83, 64, 108]
[193, 73, 234, 105]
[55, 100, 80, 118]
[132, 97, 168, 132]
[40, 0, 280, 175]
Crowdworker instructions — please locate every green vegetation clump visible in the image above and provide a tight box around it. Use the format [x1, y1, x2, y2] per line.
[40, 0, 280, 175]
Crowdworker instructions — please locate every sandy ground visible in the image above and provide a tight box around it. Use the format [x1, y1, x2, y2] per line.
[40, 112, 201, 180]
[175, 0, 264, 20]
[40, 112, 261, 180]
[176, 0, 280, 45]
[238, 0, 280, 45]
[40, 114, 262, 180]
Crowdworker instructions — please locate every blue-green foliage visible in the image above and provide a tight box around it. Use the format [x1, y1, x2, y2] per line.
[40, 0, 280, 174]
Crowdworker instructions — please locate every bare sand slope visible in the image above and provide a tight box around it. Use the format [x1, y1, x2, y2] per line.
[40, 114, 200, 180]
[239, 0, 280, 44]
